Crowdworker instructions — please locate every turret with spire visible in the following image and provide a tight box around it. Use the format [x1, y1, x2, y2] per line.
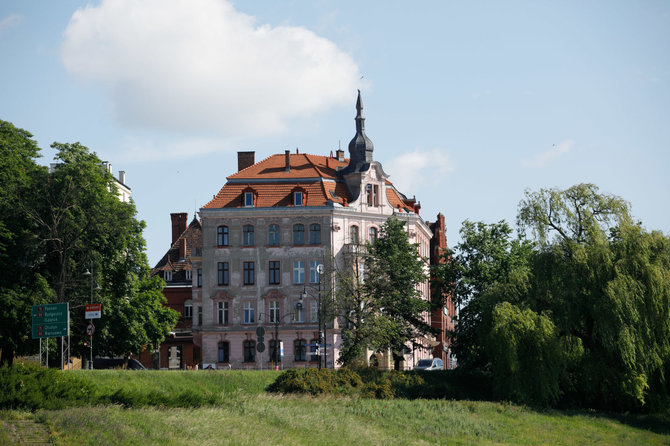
[342, 90, 374, 174]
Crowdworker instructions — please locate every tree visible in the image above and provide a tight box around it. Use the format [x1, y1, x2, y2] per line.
[0, 122, 178, 364]
[337, 217, 431, 365]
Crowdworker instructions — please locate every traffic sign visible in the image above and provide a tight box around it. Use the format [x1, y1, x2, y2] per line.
[32, 303, 69, 339]
[257, 341, 265, 353]
[85, 303, 101, 319]
[255, 326, 265, 337]
[86, 323, 95, 337]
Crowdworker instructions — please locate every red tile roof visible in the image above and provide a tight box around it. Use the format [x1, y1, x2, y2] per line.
[152, 217, 202, 277]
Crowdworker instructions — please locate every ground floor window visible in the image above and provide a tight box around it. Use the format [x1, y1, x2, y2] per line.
[218, 341, 229, 363]
[243, 340, 256, 362]
[269, 339, 281, 363]
[294, 339, 306, 362]
[310, 338, 320, 362]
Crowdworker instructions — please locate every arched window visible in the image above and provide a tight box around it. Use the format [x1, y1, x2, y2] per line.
[294, 339, 306, 362]
[369, 227, 378, 243]
[293, 224, 305, 245]
[243, 225, 254, 246]
[309, 223, 321, 244]
[350, 225, 359, 244]
[243, 340, 256, 362]
[217, 226, 229, 246]
[268, 224, 280, 246]
[218, 341, 230, 363]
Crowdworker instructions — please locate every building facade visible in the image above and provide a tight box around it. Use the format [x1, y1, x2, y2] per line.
[190, 92, 454, 370]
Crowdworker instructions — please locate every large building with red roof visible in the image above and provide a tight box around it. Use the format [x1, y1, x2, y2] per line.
[189, 91, 453, 370]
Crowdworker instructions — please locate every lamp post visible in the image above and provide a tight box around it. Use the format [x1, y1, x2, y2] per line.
[259, 294, 303, 370]
[83, 263, 100, 370]
[303, 263, 325, 370]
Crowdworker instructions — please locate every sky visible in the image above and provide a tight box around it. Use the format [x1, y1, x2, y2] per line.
[1, 0, 669, 267]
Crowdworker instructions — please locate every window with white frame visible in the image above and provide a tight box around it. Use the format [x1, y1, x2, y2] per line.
[350, 225, 359, 244]
[243, 301, 255, 324]
[294, 301, 304, 323]
[268, 224, 280, 246]
[164, 270, 172, 281]
[269, 300, 279, 324]
[310, 300, 318, 323]
[244, 192, 254, 207]
[294, 191, 303, 206]
[293, 260, 305, 284]
[184, 300, 193, 318]
[369, 227, 378, 243]
[185, 270, 192, 281]
[218, 301, 229, 325]
[309, 260, 320, 284]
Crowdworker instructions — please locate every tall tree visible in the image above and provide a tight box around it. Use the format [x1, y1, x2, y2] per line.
[337, 217, 431, 365]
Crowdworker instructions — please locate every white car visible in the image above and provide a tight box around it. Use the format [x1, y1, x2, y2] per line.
[413, 358, 444, 371]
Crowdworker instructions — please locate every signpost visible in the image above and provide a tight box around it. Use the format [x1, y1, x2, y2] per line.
[32, 303, 69, 339]
[85, 304, 101, 319]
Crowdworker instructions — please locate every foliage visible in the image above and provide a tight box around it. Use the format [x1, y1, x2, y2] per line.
[437, 183, 670, 411]
[0, 120, 178, 364]
[336, 217, 431, 365]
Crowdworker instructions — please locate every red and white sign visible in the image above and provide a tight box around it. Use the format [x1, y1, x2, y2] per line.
[85, 303, 101, 319]
[86, 323, 95, 337]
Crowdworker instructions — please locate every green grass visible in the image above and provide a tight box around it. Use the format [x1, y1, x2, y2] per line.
[15, 397, 669, 445]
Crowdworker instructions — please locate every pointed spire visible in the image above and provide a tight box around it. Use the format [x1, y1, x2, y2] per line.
[345, 90, 374, 173]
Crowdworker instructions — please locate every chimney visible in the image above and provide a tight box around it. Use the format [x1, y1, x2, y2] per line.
[237, 151, 255, 171]
[170, 213, 188, 245]
[285, 150, 290, 172]
[119, 170, 126, 185]
[336, 149, 345, 161]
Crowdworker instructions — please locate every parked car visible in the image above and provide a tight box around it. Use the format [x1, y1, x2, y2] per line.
[413, 358, 444, 371]
[93, 358, 146, 370]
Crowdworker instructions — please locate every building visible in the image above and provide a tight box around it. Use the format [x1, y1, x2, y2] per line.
[141, 213, 202, 369]
[191, 91, 454, 370]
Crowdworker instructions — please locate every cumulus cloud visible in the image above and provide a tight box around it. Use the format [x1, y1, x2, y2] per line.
[385, 148, 455, 195]
[61, 0, 360, 140]
[522, 139, 574, 168]
[0, 14, 22, 32]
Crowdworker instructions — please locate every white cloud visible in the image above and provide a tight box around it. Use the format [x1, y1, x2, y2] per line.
[0, 14, 22, 32]
[61, 0, 360, 142]
[522, 139, 574, 168]
[385, 148, 455, 196]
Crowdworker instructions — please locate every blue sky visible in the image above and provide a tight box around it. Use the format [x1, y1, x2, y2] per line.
[1, 0, 669, 266]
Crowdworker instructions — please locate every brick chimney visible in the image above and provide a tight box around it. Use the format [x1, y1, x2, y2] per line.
[237, 151, 255, 171]
[284, 150, 290, 172]
[170, 213, 188, 245]
[336, 149, 345, 161]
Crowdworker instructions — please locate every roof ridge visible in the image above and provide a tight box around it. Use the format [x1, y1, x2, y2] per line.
[228, 153, 279, 179]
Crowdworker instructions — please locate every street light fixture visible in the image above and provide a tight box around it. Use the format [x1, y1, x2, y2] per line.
[258, 293, 304, 370]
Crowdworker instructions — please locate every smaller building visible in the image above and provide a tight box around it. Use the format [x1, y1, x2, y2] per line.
[136, 213, 202, 369]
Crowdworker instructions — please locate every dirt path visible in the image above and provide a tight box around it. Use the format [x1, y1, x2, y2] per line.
[1, 419, 51, 445]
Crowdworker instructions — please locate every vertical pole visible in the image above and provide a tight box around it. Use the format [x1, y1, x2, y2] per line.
[61, 336, 63, 370]
[90, 262, 93, 370]
[318, 280, 321, 370]
[39, 338, 42, 367]
[46, 340, 48, 369]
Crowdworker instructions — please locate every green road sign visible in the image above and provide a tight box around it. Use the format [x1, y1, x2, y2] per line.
[32, 303, 69, 339]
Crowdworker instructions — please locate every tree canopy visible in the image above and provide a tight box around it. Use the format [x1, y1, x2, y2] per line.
[436, 183, 670, 411]
[0, 120, 178, 365]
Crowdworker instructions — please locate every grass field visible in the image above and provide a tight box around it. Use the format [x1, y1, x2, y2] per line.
[1, 369, 669, 445]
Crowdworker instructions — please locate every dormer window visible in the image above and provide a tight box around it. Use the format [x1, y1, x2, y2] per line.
[294, 191, 303, 206]
[164, 270, 172, 282]
[291, 186, 307, 207]
[366, 184, 379, 206]
[244, 192, 254, 207]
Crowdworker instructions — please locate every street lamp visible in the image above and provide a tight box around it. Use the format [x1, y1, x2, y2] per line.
[303, 263, 325, 370]
[258, 294, 304, 370]
[83, 263, 100, 370]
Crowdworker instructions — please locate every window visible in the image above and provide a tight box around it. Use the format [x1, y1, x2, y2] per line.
[293, 261, 305, 284]
[358, 261, 365, 282]
[185, 270, 192, 281]
[309, 260, 320, 284]
[243, 261, 255, 285]
[218, 341, 230, 363]
[366, 184, 373, 206]
[184, 300, 193, 318]
[350, 226, 359, 244]
[244, 192, 254, 207]
[268, 224, 280, 246]
[269, 300, 279, 324]
[294, 191, 303, 206]
[369, 227, 378, 243]
[309, 224, 321, 244]
[293, 224, 305, 245]
[374, 185, 379, 206]
[269, 340, 280, 363]
[243, 225, 254, 246]
[217, 225, 229, 246]
[269, 261, 280, 285]
[197, 306, 202, 325]
[243, 301, 255, 324]
[243, 340, 255, 362]
[294, 301, 304, 323]
[217, 262, 229, 286]
[164, 270, 172, 281]
[218, 301, 229, 325]
[294, 339, 306, 361]
[310, 338, 320, 362]
[310, 300, 318, 323]
[197, 269, 202, 287]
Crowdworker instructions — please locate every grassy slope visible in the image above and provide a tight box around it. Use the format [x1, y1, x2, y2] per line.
[2, 370, 669, 445]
